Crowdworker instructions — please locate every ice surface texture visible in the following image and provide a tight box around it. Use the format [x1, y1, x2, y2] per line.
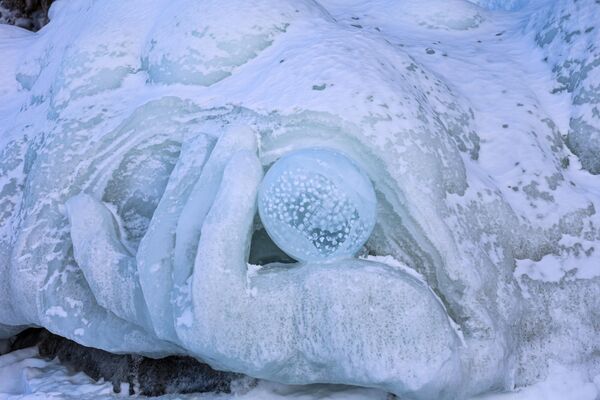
[258, 148, 376, 262]
[0, 0, 599, 399]
[526, 1, 600, 174]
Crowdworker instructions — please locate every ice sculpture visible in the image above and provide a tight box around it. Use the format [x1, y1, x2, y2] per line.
[258, 148, 376, 262]
[0, 0, 599, 399]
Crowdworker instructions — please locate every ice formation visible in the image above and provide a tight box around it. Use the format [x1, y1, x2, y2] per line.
[0, 0, 599, 399]
[258, 148, 376, 262]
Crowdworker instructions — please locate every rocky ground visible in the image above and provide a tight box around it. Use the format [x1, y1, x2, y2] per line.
[5, 328, 249, 396]
[0, 0, 52, 31]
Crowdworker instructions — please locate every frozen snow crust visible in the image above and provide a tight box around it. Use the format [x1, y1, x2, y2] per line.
[0, 0, 599, 399]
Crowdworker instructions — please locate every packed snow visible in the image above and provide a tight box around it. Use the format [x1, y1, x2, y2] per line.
[0, 0, 599, 399]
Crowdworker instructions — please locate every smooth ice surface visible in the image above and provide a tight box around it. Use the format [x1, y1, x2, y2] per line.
[258, 148, 376, 262]
[0, 0, 599, 399]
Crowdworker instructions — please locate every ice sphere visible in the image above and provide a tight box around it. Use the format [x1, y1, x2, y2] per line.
[258, 148, 377, 262]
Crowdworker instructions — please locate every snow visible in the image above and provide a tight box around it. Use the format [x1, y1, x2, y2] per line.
[0, 0, 599, 398]
[0, 348, 123, 399]
[515, 233, 600, 284]
[473, 363, 600, 400]
[44, 307, 67, 318]
[0, 349, 598, 400]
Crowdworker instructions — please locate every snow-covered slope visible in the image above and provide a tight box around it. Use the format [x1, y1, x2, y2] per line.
[0, 0, 599, 398]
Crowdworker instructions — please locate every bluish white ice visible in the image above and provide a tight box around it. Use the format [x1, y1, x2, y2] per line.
[0, 0, 599, 399]
[258, 148, 377, 262]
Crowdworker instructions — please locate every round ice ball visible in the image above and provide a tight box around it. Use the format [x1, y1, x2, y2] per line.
[258, 148, 377, 263]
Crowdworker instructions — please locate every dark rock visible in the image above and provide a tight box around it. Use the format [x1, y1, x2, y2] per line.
[7, 327, 44, 351]
[8, 328, 251, 396]
[0, 0, 54, 31]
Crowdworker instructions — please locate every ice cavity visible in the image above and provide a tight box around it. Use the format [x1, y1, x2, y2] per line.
[258, 148, 376, 262]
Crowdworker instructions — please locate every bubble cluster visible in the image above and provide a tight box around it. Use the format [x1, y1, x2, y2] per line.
[258, 148, 377, 263]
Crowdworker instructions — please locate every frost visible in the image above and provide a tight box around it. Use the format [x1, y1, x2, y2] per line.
[143, 0, 326, 86]
[45, 306, 67, 318]
[527, 0, 600, 174]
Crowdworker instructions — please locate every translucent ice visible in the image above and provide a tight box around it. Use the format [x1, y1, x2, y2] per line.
[258, 148, 376, 262]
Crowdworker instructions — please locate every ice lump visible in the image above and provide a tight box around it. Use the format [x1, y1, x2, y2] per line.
[258, 148, 376, 262]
